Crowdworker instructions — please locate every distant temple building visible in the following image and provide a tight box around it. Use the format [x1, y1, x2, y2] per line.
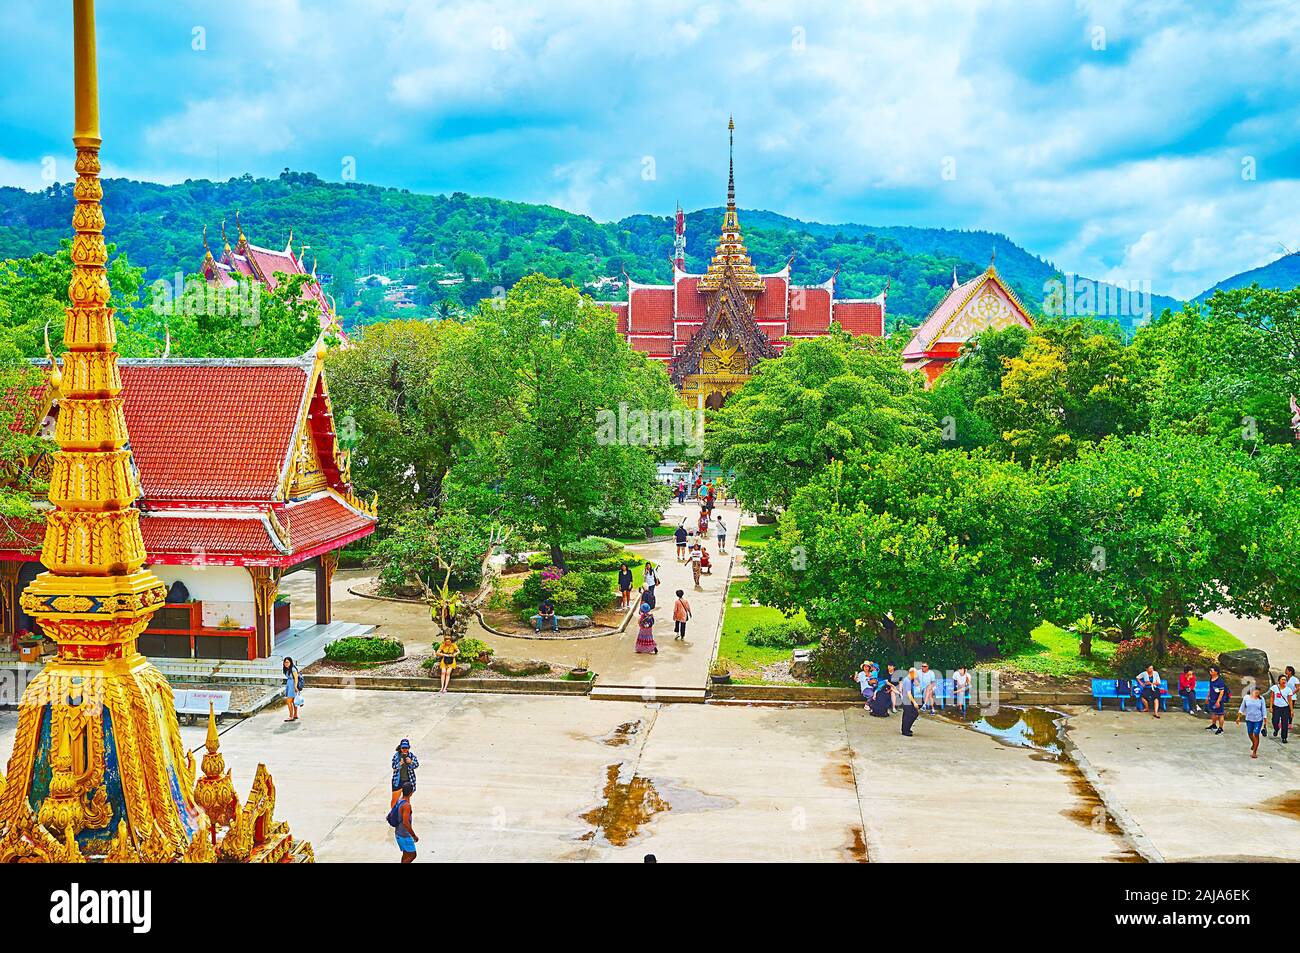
[200, 214, 346, 339]
[0, 345, 376, 661]
[902, 262, 1035, 385]
[599, 120, 886, 407]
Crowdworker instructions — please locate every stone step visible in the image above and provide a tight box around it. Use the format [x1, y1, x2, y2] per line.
[589, 685, 707, 704]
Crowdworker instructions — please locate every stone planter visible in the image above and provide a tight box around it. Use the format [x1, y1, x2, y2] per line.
[570, 667, 589, 679]
[711, 672, 732, 685]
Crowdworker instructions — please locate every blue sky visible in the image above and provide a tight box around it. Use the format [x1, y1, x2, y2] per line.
[2, 0, 1299, 298]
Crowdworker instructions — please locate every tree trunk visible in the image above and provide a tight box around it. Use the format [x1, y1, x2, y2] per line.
[549, 542, 567, 572]
[1080, 632, 1093, 658]
[1151, 615, 1169, 658]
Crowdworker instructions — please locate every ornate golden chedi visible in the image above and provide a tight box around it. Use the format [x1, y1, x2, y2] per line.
[0, 0, 310, 863]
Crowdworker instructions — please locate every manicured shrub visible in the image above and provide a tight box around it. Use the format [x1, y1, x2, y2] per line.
[324, 636, 404, 664]
[743, 620, 816, 649]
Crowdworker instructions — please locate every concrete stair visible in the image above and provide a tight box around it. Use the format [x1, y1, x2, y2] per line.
[589, 684, 707, 704]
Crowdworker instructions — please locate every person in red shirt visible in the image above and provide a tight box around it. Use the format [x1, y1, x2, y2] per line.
[1178, 666, 1198, 713]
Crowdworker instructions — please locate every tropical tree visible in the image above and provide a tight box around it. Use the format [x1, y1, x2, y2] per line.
[707, 332, 935, 513]
[327, 319, 474, 516]
[1056, 431, 1299, 656]
[748, 450, 1063, 671]
[458, 274, 677, 567]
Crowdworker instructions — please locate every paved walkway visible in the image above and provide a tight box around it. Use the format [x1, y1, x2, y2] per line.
[287, 501, 750, 691]
[1204, 609, 1298, 674]
[1, 692, 1294, 862]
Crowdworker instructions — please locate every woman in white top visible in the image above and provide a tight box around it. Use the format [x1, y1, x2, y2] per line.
[1268, 673, 1293, 744]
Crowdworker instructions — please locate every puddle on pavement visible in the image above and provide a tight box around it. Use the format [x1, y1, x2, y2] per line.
[846, 826, 869, 862]
[955, 705, 1064, 758]
[597, 721, 642, 747]
[577, 763, 736, 847]
[951, 705, 1144, 862]
[1258, 791, 1300, 821]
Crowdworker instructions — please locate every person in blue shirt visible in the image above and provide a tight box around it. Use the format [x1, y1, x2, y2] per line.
[1205, 666, 1227, 735]
[898, 668, 922, 737]
[1236, 687, 1267, 759]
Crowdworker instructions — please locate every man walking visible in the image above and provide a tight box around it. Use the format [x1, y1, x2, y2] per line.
[899, 667, 921, 736]
[714, 515, 728, 554]
[390, 781, 418, 862]
[672, 589, 691, 641]
[674, 522, 689, 562]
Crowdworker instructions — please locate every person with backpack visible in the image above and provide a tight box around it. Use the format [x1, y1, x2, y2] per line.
[390, 738, 420, 806]
[282, 656, 303, 722]
[1205, 666, 1227, 734]
[387, 782, 418, 862]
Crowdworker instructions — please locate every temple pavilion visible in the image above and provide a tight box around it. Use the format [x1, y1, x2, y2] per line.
[598, 120, 887, 407]
[902, 262, 1036, 385]
[0, 343, 377, 661]
[201, 216, 346, 339]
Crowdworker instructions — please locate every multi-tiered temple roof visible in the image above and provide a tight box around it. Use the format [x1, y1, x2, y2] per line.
[598, 120, 886, 404]
[201, 216, 345, 339]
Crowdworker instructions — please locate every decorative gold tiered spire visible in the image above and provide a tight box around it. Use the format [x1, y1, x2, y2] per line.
[0, 0, 309, 864]
[698, 117, 765, 292]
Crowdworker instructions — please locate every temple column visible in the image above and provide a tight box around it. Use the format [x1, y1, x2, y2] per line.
[247, 566, 282, 659]
[0, 562, 20, 637]
[315, 551, 338, 626]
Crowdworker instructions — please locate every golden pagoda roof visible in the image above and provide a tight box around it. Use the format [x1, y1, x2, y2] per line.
[698, 118, 765, 293]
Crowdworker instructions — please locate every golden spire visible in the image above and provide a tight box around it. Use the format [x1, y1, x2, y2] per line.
[698, 117, 764, 293]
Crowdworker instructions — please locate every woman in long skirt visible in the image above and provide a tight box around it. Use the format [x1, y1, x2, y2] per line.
[635, 602, 658, 654]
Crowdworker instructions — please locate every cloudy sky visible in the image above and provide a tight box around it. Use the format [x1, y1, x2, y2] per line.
[2, 0, 1298, 298]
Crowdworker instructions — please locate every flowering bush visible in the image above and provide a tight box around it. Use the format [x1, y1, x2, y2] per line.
[1112, 636, 1210, 676]
[511, 567, 615, 621]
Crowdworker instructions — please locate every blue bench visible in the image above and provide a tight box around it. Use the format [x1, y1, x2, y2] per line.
[930, 678, 974, 710]
[1090, 680, 1210, 711]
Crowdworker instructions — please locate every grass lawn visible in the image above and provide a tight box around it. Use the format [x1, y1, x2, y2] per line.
[991, 618, 1246, 678]
[737, 523, 779, 550]
[716, 579, 808, 678]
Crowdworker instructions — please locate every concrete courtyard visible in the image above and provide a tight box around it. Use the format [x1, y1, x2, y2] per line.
[4, 690, 1293, 862]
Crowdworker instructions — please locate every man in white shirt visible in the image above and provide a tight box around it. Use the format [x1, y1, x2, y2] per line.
[714, 516, 728, 554]
[916, 662, 938, 713]
[1135, 665, 1162, 718]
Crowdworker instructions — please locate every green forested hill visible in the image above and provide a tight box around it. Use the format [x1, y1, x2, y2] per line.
[0, 170, 1176, 330]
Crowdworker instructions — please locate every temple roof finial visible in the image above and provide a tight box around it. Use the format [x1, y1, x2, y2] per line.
[727, 116, 735, 207]
[952, 265, 959, 289]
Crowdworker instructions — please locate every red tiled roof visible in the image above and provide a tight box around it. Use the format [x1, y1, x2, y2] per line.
[605, 303, 629, 334]
[280, 495, 375, 558]
[629, 287, 674, 333]
[629, 335, 674, 357]
[832, 300, 885, 337]
[754, 277, 788, 318]
[674, 278, 708, 318]
[787, 287, 832, 334]
[2, 495, 374, 565]
[120, 363, 308, 502]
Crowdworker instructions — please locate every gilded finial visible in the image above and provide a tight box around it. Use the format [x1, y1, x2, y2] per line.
[235, 210, 247, 247]
[205, 701, 219, 753]
[161, 323, 171, 360]
[311, 255, 318, 278]
[988, 248, 997, 272]
[285, 227, 294, 254]
[315, 333, 328, 361]
[44, 321, 62, 392]
[952, 265, 959, 289]
[727, 116, 736, 206]
[221, 219, 231, 253]
[202, 223, 212, 259]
